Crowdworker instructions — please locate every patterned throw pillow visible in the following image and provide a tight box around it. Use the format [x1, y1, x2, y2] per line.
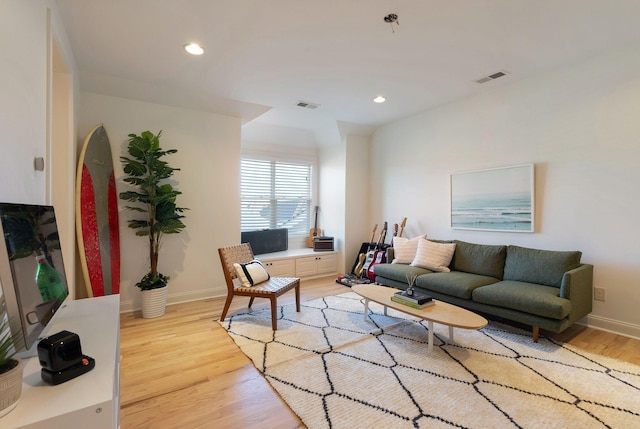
[410, 239, 456, 272]
[392, 235, 426, 264]
[234, 260, 270, 286]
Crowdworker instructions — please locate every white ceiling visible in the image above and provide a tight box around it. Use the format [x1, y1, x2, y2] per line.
[55, 0, 640, 145]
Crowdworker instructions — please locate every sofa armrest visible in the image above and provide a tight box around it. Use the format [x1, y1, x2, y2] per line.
[386, 247, 395, 262]
[560, 264, 593, 322]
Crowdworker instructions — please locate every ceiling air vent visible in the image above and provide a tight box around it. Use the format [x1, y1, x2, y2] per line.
[475, 70, 510, 84]
[296, 101, 320, 109]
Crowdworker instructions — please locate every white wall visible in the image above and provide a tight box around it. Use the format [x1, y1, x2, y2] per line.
[79, 93, 241, 311]
[318, 144, 346, 273]
[0, 1, 49, 204]
[50, 25, 78, 299]
[343, 134, 371, 273]
[371, 43, 640, 338]
[0, 0, 79, 296]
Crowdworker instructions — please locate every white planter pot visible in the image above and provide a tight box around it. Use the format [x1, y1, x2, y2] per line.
[0, 358, 23, 418]
[141, 286, 168, 318]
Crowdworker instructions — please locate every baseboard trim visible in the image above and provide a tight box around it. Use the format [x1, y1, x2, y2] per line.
[119, 289, 226, 313]
[585, 314, 640, 340]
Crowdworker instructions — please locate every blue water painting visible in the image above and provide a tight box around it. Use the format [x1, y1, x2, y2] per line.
[451, 191, 532, 231]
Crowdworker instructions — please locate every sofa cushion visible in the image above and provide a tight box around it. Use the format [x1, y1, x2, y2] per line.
[503, 246, 582, 287]
[451, 240, 507, 279]
[411, 239, 456, 272]
[373, 263, 432, 284]
[416, 271, 500, 299]
[472, 280, 572, 319]
[391, 235, 425, 264]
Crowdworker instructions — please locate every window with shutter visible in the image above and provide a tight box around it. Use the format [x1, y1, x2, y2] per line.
[241, 157, 313, 237]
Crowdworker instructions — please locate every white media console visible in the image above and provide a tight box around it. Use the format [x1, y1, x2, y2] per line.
[2, 295, 120, 428]
[259, 248, 338, 278]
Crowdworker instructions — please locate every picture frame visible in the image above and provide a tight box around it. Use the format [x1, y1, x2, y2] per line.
[450, 164, 534, 232]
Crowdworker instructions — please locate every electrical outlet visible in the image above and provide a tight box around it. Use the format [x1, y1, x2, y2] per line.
[594, 287, 606, 302]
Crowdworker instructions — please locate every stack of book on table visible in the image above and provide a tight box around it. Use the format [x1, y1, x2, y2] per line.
[391, 289, 434, 309]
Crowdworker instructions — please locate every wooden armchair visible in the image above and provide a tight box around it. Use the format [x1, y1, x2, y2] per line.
[218, 243, 300, 330]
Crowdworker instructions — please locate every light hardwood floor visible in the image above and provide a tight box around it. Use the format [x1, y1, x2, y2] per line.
[119, 276, 640, 428]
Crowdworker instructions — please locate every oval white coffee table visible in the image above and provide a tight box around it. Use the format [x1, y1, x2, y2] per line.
[352, 283, 488, 351]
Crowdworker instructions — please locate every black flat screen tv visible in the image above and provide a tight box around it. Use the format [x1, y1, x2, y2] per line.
[0, 203, 70, 356]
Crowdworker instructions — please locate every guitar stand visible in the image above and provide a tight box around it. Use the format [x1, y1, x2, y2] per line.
[336, 272, 372, 287]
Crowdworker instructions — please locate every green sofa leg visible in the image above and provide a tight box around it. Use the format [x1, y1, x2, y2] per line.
[532, 326, 539, 342]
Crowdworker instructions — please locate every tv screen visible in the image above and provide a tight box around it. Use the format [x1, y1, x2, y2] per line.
[0, 203, 69, 353]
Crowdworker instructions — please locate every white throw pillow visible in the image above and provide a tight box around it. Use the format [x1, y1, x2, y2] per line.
[410, 240, 456, 272]
[234, 260, 270, 286]
[392, 234, 426, 264]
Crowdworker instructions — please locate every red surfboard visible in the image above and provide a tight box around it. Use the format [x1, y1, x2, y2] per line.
[75, 124, 120, 297]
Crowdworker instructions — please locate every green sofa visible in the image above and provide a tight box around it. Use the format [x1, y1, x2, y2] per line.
[373, 240, 593, 341]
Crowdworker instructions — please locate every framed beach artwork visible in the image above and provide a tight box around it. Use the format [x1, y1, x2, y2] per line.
[450, 164, 535, 232]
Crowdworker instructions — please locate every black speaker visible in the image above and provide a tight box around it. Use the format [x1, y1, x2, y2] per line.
[38, 330, 83, 372]
[241, 228, 288, 255]
[313, 236, 334, 251]
[38, 330, 95, 385]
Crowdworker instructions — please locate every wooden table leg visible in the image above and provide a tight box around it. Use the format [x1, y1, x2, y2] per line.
[449, 326, 454, 343]
[428, 321, 434, 352]
[363, 298, 370, 321]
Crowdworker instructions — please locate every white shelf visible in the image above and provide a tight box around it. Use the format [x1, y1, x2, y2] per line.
[2, 295, 120, 429]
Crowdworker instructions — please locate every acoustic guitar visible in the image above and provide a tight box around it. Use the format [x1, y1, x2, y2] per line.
[306, 206, 321, 248]
[353, 224, 377, 277]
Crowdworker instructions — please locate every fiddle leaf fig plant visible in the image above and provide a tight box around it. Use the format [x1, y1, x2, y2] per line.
[119, 130, 187, 290]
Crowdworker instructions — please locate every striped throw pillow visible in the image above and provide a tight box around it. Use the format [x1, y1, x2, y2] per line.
[392, 235, 425, 264]
[410, 239, 456, 272]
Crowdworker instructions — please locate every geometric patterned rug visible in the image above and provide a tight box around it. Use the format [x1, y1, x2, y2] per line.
[219, 292, 640, 429]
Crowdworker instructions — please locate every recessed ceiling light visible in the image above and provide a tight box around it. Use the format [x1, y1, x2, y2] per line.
[373, 96, 386, 103]
[184, 43, 204, 56]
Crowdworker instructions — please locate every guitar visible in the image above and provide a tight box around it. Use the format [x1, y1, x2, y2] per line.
[353, 224, 377, 276]
[366, 222, 388, 281]
[361, 223, 384, 278]
[398, 217, 407, 238]
[392, 223, 398, 243]
[392, 217, 407, 245]
[306, 206, 321, 247]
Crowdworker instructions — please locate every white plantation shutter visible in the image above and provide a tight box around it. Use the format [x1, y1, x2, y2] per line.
[241, 158, 313, 236]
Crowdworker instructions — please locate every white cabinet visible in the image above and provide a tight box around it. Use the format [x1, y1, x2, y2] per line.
[260, 249, 338, 279]
[262, 258, 296, 277]
[3, 295, 120, 429]
[295, 253, 338, 278]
